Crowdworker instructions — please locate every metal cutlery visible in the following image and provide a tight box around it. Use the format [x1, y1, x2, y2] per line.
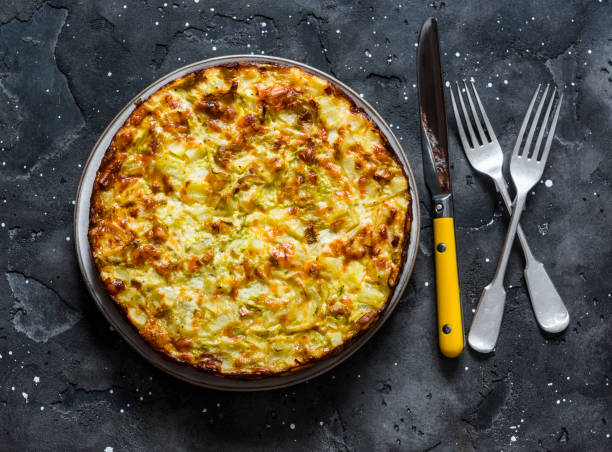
[417, 18, 464, 358]
[449, 81, 570, 335]
[463, 84, 564, 353]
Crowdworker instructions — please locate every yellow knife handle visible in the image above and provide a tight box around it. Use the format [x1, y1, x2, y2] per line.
[433, 217, 464, 358]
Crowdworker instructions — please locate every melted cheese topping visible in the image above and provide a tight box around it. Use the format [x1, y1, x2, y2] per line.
[89, 63, 411, 375]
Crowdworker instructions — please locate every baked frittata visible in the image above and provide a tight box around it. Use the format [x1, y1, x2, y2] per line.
[89, 62, 411, 376]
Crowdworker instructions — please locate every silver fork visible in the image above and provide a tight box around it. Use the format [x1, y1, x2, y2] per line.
[456, 84, 564, 353]
[449, 82, 570, 336]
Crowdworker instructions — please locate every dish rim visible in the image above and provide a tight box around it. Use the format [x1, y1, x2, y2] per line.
[74, 54, 420, 391]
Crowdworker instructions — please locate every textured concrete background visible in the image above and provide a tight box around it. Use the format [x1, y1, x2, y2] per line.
[1, 1, 611, 450]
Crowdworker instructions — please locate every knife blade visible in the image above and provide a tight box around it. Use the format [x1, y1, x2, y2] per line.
[417, 17, 464, 358]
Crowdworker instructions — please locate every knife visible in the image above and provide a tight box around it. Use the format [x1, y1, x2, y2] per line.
[417, 17, 464, 358]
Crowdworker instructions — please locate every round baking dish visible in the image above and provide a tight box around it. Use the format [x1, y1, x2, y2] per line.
[74, 55, 420, 391]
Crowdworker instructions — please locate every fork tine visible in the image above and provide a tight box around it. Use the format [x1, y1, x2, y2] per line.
[512, 84, 541, 158]
[464, 80, 487, 145]
[539, 94, 563, 165]
[456, 82, 479, 148]
[521, 84, 549, 158]
[449, 87, 471, 152]
[470, 81, 497, 142]
[532, 88, 556, 161]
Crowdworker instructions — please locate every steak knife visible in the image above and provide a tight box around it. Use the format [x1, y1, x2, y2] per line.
[417, 17, 464, 358]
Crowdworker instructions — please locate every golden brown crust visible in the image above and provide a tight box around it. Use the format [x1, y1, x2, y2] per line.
[89, 62, 412, 377]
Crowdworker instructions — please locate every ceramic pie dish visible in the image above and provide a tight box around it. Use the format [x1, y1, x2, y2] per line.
[74, 55, 420, 390]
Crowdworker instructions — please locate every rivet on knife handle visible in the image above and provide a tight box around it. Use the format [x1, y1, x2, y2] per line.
[433, 215, 464, 357]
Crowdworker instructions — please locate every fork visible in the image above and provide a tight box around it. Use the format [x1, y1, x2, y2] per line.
[459, 84, 564, 353]
[449, 82, 570, 336]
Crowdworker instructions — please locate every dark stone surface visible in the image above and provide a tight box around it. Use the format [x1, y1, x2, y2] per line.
[1, 1, 610, 450]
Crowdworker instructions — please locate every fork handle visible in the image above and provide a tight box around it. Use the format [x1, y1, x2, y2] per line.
[493, 177, 570, 333]
[469, 193, 527, 353]
[433, 217, 464, 358]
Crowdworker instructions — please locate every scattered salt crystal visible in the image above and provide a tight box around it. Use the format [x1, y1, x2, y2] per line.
[445, 81, 450, 87]
[424, 281, 429, 287]
[22, 392, 28, 402]
[510, 435, 517, 442]
[455, 52, 460, 57]
[104, 448, 113, 452]
[545, 179, 553, 188]
[107, 72, 112, 77]
[33, 376, 40, 384]
[504, 80, 508, 85]
[290, 423, 295, 430]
